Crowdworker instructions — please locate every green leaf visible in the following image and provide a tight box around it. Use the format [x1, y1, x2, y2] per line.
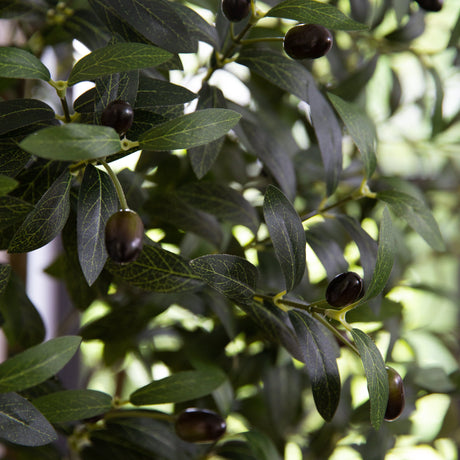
[361, 207, 394, 302]
[67, 42, 172, 86]
[89, 0, 196, 54]
[266, 0, 368, 30]
[263, 185, 306, 292]
[377, 190, 445, 251]
[0, 99, 55, 136]
[139, 109, 241, 150]
[243, 430, 282, 460]
[77, 165, 118, 286]
[190, 254, 258, 304]
[130, 368, 226, 405]
[327, 93, 377, 179]
[188, 84, 226, 179]
[135, 76, 196, 109]
[0, 47, 50, 81]
[19, 124, 122, 162]
[237, 114, 296, 201]
[351, 328, 389, 429]
[308, 82, 342, 195]
[0, 271, 45, 350]
[32, 390, 113, 423]
[178, 182, 259, 234]
[0, 175, 18, 196]
[237, 47, 311, 101]
[0, 336, 81, 393]
[239, 299, 303, 361]
[289, 309, 341, 422]
[8, 170, 72, 253]
[0, 392, 57, 447]
[108, 243, 204, 293]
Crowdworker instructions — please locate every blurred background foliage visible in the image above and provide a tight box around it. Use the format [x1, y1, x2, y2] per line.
[0, 0, 459, 459]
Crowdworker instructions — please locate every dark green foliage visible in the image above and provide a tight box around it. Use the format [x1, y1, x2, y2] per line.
[0, 0, 458, 458]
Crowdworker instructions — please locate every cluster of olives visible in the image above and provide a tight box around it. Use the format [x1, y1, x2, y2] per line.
[175, 408, 227, 443]
[221, 0, 332, 60]
[415, 0, 443, 11]
[100, 100, 144, 264]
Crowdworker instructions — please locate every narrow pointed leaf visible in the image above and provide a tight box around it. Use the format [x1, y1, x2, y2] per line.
[377, 190, 445, 251]
[266, 0, 368, 30]
[77, 165, 119, 286]
[263, 185, 306, 292]
[190, 254, 258, 304]
[108, 243, 204, 293]
[0, 336, 82, 393]
[130, 368, 226, 405]
[289, 309, 341, 421]
[351, 328, 389, 429]
[237, 47, 311, 101]
[0, 392, 57, 447]
[89, 0, 196, 54]
[178, 182, 259, 234]
[327, 93, 377, 178]
[244, 430, 282, 460]
[0, 47, 50, 81]
[0, 99, 55, 136]
[139, 109, 241, 150]
[361, 207, 394, 302]
[32, 390, 113, 423]
[308, 82, 342, 195]
[19, 124, 122, 162]
[68, 42, 172, 86]
[8, 170, 72, 253]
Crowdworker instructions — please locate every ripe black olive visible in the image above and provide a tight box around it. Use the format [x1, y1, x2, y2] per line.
[222, 0, 251, 22]
[325, 271, 364, 308]
[101, 100, 134, 135]
[283, 24, 333, 60]
[175, 408, 226, 443]
[105, 209, 144, 264]
[384, 366, 405, 421]
[414, 0, 443, 11]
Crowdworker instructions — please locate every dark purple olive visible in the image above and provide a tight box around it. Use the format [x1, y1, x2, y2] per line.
[384, 366, 405, 421]
[175, 408, 226, 443]
[105, 209, 144, 264]
[222, 0, 251, 22]
[101, 100, 134, 135]
[283, 24, 333, 60]
[415, 0, 443, 12]
[325, 271, 364, 308]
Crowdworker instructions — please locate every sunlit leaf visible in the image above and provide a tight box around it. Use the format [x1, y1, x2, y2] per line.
[351, 328, 389, 429]
[130, 368, 226, 405]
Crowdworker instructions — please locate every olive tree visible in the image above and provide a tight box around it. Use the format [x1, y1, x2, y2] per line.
[0, 0, 458, 458]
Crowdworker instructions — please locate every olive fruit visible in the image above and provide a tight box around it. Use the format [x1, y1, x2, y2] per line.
[283, 24, 333, 60]
[101, 100, 134, 135]
[222, 0, 251, 22]
[414, 0, 443, 11]
[175, 408, 226, 443]
[105, 209, 144, 263]
[325, 271, 364, 308]
[384, 366, 405, 421]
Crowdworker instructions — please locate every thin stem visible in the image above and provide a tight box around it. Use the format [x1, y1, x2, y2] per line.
[99, 158, 128, 209]
[60, 97, 71, 123]
[103, 409, 175, 423]
[311, 312, 360, 357]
